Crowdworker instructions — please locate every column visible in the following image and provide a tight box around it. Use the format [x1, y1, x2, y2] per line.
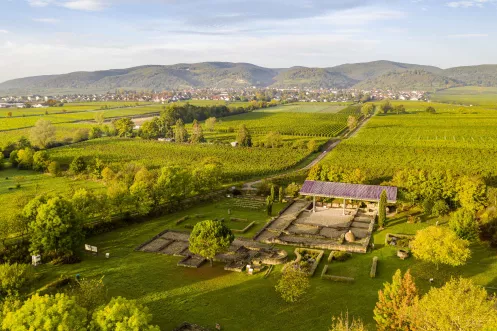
[313, 195, 316, 213]
[343, 198, 346, 215]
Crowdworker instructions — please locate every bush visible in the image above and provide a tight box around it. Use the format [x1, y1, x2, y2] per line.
[432, 200, 449, 217]
[0, 263, 35, 296]
[331, 251, 352, 262]
[449, 209, 480, 241]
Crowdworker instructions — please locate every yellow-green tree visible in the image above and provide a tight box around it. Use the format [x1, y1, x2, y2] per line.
[275, 262, 310, 303]
[410, 278, 497, 331]
[410, 226, 471, 269]
[91, 297, 159, 331]
[373, 269, 418, 331]
[1, 293, 88, 330]
[189, 220, 234, 266]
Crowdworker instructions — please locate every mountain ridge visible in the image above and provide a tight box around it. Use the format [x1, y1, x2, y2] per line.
[2, 60, 497, 94]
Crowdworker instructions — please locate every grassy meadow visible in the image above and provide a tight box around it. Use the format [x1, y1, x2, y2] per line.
[31, 200, 497, 331]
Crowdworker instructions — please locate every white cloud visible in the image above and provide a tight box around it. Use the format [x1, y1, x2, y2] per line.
[447, 0, 495, 8]
[27, 0, 108, 11]
[32, 18, 60, 23]
[61, 0, 107, 11]
[0, 30, 9, 34]
[448, 33, 489, 38]
[27, 0, 53, 7]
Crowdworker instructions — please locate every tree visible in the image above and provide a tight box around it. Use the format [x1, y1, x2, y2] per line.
[279, 186, 284, 203]
[425, 106, 436, 113]
[48, 161, 60, 176]
[307, 139, 318, 152]
[449, 208, 480, 241]
[29, 196, 83, 257]
[89, 126, 103, 140]
[456, 176, 486, 212]
[91, 297, 159, 331]
[16, 147, 34, 170]
[30, 119, 56, 148]
[432, 199, 449, 217]
[72, 188, 99, 220]
[174, 119, 189, 143]
[189, 119, 205, 143]
[70, 156, 87, 174]
[266, 195, 273, 216]
[71, 277, 107, 318]
[112, 118, 134, 137]
[94, 112, 105, 126]
[1, 293, 88, 330]
[410, 278, 497, 331]
[330, 312, 367, 331]
[33, 150, 51, 172]
[361, 103, 374, 117]
[139, 119, 160, 140]
[286, 182, 301, 198]
[264, 131, 282, 148]
[236, 124, 252, 147]
[373, 269, 418, 331]
[270, 185, 275, 202]
[410, 226, 471, 269]
[0, 263, 35, 297]
[378, 190, 387, 229]
[275, 262, 310, 303]
[189, 220, 234, 266]
[347, 116, 358, 131]
[205, 117, 216, 131]
[73, 128, 89, 143]
[380, 100, 393, 114]
[394, 105, 405, 114]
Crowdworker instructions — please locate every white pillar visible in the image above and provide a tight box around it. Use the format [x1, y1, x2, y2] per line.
[343, 198, 346, 215]
[313, 195, 316, 213]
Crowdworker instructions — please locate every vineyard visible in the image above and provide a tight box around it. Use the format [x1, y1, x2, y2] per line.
[320, 102, 497, 179]
[255, 102, 350, 113]
[214, 105, 360, 137]
[48, 138, 317, 181]
[430, 86, 497, 107]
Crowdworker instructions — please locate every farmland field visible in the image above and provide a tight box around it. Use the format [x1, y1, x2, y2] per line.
[254, 102, 350, 113]
[0, 168, 105, 223]
[430, 86, 497, 107]
[48, 138, 320, 181]
[319, 101, 497, 179]
[214, 105, 360, 137]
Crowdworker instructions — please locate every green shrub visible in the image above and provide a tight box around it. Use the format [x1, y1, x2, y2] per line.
[0, 263, 35, 296]
[332, 251, 352, 262]
[432, 200, 449, 216]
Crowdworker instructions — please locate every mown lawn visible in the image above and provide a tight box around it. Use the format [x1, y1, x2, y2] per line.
[34, 202, 497, 331]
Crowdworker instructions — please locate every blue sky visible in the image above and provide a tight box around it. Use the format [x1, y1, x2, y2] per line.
[0, 0, 496, 81]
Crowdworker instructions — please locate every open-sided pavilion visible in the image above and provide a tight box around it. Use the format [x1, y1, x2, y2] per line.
[299, 180, 397, 214]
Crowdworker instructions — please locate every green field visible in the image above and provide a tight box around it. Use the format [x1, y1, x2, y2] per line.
[214, 106, 359, 137]
[0, 168, 105, 223]
[32, 201, 497, 331]
[255, 102, 350, 113]
[48, 138, 319, 181]
[430, 86, 497, 107]
[319, 101, 497, 179]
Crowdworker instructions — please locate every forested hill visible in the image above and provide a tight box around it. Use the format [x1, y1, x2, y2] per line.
[1, 60, 497, 93]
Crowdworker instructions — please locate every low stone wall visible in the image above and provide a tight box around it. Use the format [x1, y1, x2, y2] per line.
[232, 221, 256, 234]
[294, 248, 324, 277]
[321, 265, 355, 283]
[268, 237, 368, 253]
[370, 256, 378, 278]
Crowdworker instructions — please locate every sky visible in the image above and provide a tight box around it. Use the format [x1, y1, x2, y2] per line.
[0, 0, 496, 81]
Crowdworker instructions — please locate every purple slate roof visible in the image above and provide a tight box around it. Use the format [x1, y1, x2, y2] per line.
[300, 180, 397, 202]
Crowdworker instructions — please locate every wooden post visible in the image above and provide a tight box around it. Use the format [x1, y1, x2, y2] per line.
[313, 195, 316, 213]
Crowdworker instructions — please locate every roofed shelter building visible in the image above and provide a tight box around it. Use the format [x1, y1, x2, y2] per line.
[299, 180, 397, 214]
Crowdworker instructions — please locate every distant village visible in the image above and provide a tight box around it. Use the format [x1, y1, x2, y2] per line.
[0, 88, 428, 108]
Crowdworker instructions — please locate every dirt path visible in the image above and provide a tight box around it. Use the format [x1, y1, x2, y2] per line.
[242, 114, 372, 190]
